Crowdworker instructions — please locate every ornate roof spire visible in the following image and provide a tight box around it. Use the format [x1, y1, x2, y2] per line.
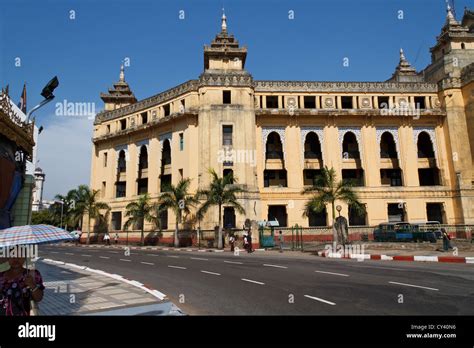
[221, 8, 227, 33]
[446, 3, 459, 25]
[400, 48, 406, 62]
[119, 63, 125, 82]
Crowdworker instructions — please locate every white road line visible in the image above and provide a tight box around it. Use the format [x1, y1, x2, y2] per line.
[146, 254, 159, 257]
[81, 254, 92, 257]
[315, 270, 349, 277]
[141, 262, 154, 266]
[388, 281, 439, 291]
[304, 295, 336, 306]
[51, 251, 59, 254]
[241, 278, 264, 285]
[167, 255, 180, 258]
[263, 264, 288, 269]
[99, 256, 110, 259]
[168, 265, 186, 269]
[224, 260, 243, 265]
[119, 259, 131, 262]
[201, 270, 221, 276]
[191, 257, 208, 261]
[65, 253, 74, 255]
[107, 251, 119, 254]
[163, 248, 169, 250]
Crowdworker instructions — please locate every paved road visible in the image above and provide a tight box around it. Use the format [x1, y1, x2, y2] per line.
[37, 244, 474, 315]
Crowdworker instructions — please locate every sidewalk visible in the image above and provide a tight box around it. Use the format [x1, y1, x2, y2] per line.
[35, 259, 184, 315]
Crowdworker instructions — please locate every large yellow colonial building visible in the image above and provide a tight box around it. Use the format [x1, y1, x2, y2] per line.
[90, 8, 474, 238]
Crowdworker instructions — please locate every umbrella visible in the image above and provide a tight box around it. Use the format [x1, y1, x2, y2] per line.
[0, 224, 73, 248]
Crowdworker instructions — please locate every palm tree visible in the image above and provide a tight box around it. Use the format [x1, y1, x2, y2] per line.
[159, 178, 198, 247]
[196, 169, 246, 249]
[123, 194, 155, 246]
[302, 166, 365, 244]
[73, 186, 110, 244]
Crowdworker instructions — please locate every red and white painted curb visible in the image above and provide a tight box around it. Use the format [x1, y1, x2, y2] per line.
[317, 250, 474, 264]
[41, 258, 167, 300]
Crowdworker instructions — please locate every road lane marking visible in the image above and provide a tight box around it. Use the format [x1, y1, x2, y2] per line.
[388, 281, 439, 291]
[168, 265, 186, 269]
[65, 253, 74, 255]
[191, 257, 209, 261]
[147, 254, 159, 257]
[167, 255, 180, 258]
[81, 254, 92, 257]
[141, 262, 154, 266]
[99, 256, 110, 259]
[315, 271, 349, 277]
[201, 270, 221, 276]
[51, 252, 59, 254]
[224, 260, 243, 265]
[241, 278, 264, 285]
[263, 264, 288, 269]
[304, 295, 336, 306]
[107, 251, 119, 254]
[120, 259, 131, 262]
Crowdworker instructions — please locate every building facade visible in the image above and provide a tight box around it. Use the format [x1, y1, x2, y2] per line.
[90, 8, 474, 238]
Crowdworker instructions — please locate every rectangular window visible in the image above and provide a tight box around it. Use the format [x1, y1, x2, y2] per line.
[101, 182, 106, 198]
[179, 133, 184, 151]
[103, 152, 108, 167]
[260, 96, 263, 108]
[223, 125, 233, 146]
[137, 178, 148, 195]
[223, 90, 231, 104]
[120, 119, 126, 130]
[414, 96, 426, 109]
[378, 96, 389, 109]
[180, 99, 185, 112]
[179, 169, 183, 180]
[304, 96, 316, 109]
[341, 96, 353, 109]
[141, 112, 148, 124]
[106, 125, 110, 134]
[266, 96, 279, 108]
[115, 182, 126, 198]
[111, 212, 122, 231]
[163, 104, 170, 116]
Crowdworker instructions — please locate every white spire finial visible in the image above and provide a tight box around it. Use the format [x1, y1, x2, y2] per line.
[119, 63, 125, 82]
[221, 8, 227, 33]
[400, 48, 406, 61]
[446, 2, 457, 23]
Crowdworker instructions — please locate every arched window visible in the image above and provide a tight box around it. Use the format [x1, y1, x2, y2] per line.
[266, 132, 283, 160]
[118, 150, 126, 173]
[304, 132, 322, 159]
[138, 146, 148, 170]
[380, 132, 397, 159]
[417, 132, 435, 158]
[161, 140, 171, 166]
[342, 132, 360, 159]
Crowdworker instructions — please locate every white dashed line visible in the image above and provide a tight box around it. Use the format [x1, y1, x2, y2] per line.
[146, 254, 159, 257]
[107, 251, 119, 254]
[81, 254, 92, 257]
[224, 260, 243, 265]
[191, 257, 209, 261]
[141, 262, 154, 266]
[315, 271, 349, 277]
[388, 281, 439, 291]
[241, 278, 264, 285]
[65, 253, 74, 255]
[167, 255, 180, 258]
[304, 295, 336, 306]
[120, 259, 131, 262]
[99, 256, 110, 259]
[263, 264, 288, 269]
[168, 265, 186, 269]
[51, 251, 59, 254]
[201, 270, 221, 276]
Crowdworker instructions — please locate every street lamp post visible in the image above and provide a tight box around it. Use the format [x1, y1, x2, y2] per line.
[26, 76, 59, 123]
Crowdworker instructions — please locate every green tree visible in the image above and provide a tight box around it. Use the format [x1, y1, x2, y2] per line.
[196, 169, 246, 249]
[302, 166, 365, 244]
[73, 187, 110, 244]
[31, 209, 55, 225]
[159, 178, 198, 247]
[123, 194, 155, 246]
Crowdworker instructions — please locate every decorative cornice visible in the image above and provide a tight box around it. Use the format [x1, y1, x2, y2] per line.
[199, 71, 253, 87]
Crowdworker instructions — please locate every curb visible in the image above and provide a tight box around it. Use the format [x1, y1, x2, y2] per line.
[317, 251, 474, 264]
[41, 258, 167, 300]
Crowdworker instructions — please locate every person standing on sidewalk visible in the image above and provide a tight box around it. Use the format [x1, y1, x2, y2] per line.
[441, 228, 450, 251]
[278, 230, 284, 253]
[0, 255, 44, 316]
[229, 235, 235, 252]
[103, 233, 111, 245]
[114, 233, 119, 245]
[247, 232, 253, 253]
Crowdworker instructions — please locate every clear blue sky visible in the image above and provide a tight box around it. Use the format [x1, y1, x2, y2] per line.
[1, 0, 471, 199]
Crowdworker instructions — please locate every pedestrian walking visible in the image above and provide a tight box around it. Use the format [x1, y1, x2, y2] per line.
[243, 232, 248, 252]
[229, 235, 235, 252]
[247, 232, 253, 253]
[114, 233, 119, 245]
[441, 228, 450, 251]
[103, 233, 111, 245]
[278, 230, 284, 253]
